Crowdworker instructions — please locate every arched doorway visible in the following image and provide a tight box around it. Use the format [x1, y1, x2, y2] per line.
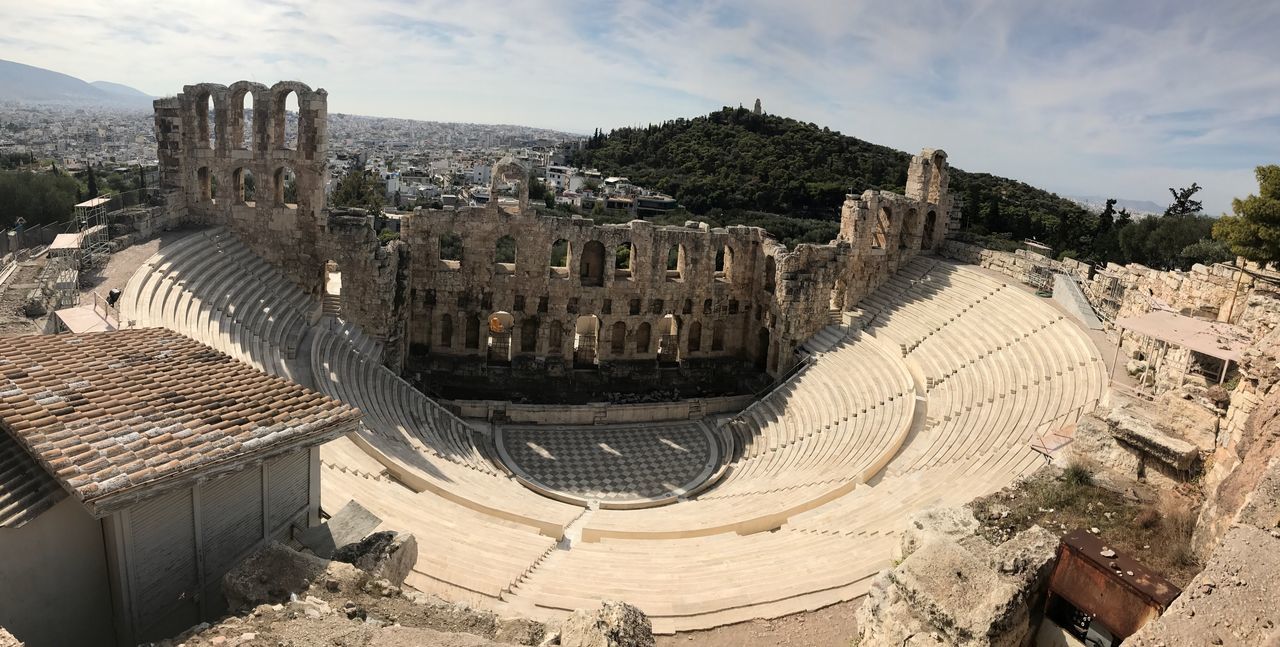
[923, 211, 937, 249]
[574, 315, 600, 367]
[580, 241, 605, 286]
[755, 327, 771, 371]
[610, 321, 627, 355]
[487, 311, 514, 364]
[658, 315, 680, 364]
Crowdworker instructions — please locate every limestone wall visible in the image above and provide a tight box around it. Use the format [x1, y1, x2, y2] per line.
[155, 79, 952, 383]
[447, 395, 754, 425]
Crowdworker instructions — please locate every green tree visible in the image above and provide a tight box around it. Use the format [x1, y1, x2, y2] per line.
[86, 165, 98, 199]
[1213, 165, 1280, 265]
[330, 167, 384, 214]
[1164, 183, 1203, 217]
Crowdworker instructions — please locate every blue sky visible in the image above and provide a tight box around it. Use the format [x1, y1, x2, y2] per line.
[4, 0, 1278, 213]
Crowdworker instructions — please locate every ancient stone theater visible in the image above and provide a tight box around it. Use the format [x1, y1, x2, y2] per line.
[121, 81, 1104, 633]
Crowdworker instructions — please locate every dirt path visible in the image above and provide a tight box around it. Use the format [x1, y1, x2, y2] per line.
[655, 600, 860, 647]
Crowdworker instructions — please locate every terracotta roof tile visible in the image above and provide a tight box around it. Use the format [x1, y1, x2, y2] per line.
[0, 328, 361, 511]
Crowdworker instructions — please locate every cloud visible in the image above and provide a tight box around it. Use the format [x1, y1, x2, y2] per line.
[2, 0, 1277, 212]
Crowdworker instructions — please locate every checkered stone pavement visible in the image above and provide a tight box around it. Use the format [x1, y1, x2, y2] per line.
[498, 422, 716, 504]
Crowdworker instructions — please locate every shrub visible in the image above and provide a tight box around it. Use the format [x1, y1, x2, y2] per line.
[1063, 459, 1094, 487]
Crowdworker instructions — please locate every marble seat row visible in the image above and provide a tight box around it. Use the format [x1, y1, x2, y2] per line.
[120, 227, 314, 381]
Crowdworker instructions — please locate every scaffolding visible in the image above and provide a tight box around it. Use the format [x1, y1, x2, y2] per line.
[73, 196, 112, 270]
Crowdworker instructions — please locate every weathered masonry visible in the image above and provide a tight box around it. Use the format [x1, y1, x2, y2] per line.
[154, 80, 951, 383]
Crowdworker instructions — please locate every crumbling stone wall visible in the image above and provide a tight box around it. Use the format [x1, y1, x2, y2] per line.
[154, 80, 330, 295]
[155, 80, 952, 382]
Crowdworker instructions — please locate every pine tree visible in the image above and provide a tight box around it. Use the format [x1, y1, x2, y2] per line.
[86, 165, 99, 198]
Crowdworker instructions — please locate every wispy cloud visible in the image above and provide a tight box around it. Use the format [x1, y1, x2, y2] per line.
[2, 0, 1277, 211]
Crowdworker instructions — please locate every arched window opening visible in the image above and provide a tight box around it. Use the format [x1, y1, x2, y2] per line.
[657, 315, 679, 363]
[439, 314, 453, 348]
[197, 166, 212, 202]
[520, 317, 538, 353]
[711, 321, 726, 351]
[615, 242, 633, 279]
[233, 167, 256, 204]
[666, 244, 686, 281]
[548, 321, 563, 355]
[610, 321, 627, 355]
[923, 210, 937, 249]
[465, 315, 481, 349]
[703, 298, 713, 314]
[768, 340, 780, 373]
[486, 312, 514, 363]
[715, 246, 734, 282]
[580, 240, 605, 286]
[755, 327, 771, 371]
[763, 256, 776, 293]
[682, 299, 693, 315]
[900, 208, 919, 249]
[574, 315, 600, 367]
[635, 322, 652, 354]
[195, 91, 214, 149]
[495, 235, 517, 273]
[873, 206, 891, 249]
[688, 321, 703, 353]
[439, 232, 463, 268]
[273, 166, 297, 206]
[277, 90, 299, 151]
[550, 239, 570, 278]
[230, 90, 252, 151]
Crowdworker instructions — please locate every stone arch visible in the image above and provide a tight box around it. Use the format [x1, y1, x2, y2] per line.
[711, 321, 726, 351]
[492, 158, 528, 203]
[923, 210, 938, 249]
[635, 321, 652, 354]
[227, 81, 265, 152]
[666, 244, 686, 281]
[193, 88, 215, 150]
[688, 320, 703, 353]
[900, 208, 919, 249]
[715, 245, 735, 282]
[574, 315, 600, 366]
[495, 234, 517, 271]
[703, 298, 713, 314]
[615, 241, 634, 279]
[438, 232, 463, 265]
[550, 239, 570, 278]
[196, 166, 212, 202]
[682, 298, 693, 315]
[928, 150, 947, 203]
[548, 321, 563, 355]
[270, 81, 313, 152]
[520, 317, 538, 353]
[873, 206, 891, 249]
[465, 315, 481, 349]
[486, 311, 514, 363]
[657, 315, 679, 363]
[755, 327, 770, 371]
[439, 314, 454, 348]
[273, 166, 297, 206]
[232, 167, 256, 204]
[763, 256, 776, 293]
[610, 321, 627, 355]
[580, 240, 605, 286]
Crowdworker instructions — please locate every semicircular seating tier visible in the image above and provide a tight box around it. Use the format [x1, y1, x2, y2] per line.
[119, 231, 1106, 634]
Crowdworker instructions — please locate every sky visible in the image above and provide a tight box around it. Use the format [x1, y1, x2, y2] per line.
[3, 0, 1278, 213]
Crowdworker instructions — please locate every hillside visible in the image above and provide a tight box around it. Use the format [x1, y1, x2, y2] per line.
[571, 106, 1098, 255]
[0, 59, 151, 107]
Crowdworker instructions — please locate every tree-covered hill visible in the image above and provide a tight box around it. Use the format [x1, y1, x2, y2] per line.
[571, 106, 1104, 259]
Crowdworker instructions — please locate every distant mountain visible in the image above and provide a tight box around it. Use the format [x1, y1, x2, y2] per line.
[0, 59, 151, 108]
[89, 80, 152, 100]
[1065, 195, 1165, 217]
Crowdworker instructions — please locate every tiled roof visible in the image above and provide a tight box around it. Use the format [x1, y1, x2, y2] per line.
[0, 328, 361, 514]
[0, 430, 65, 528]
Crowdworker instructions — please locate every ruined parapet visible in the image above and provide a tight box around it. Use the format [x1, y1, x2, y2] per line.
[323, 210, 411, 372]
[153, 80, 329, 294]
